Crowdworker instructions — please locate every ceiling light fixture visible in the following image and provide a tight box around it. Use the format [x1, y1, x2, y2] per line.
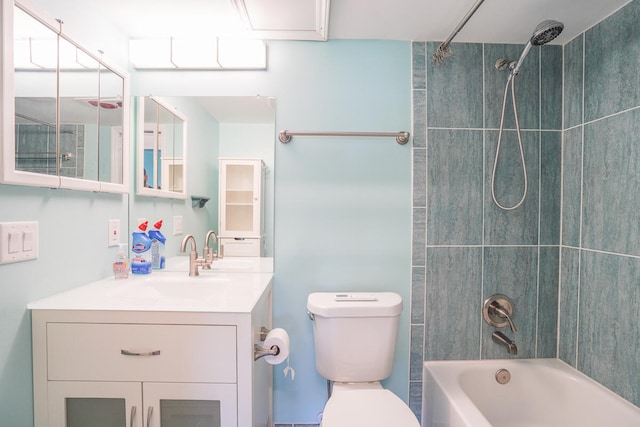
[129, 37, 267, 70]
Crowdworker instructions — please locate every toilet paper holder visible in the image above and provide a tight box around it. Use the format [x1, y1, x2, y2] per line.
[254, 344, 280, 361]
[254, 326, 280, 361]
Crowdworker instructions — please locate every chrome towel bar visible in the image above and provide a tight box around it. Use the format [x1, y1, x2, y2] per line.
[279, 130, 410, 145]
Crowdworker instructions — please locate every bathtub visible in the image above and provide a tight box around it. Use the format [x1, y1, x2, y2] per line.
[422, 358, 640, 427]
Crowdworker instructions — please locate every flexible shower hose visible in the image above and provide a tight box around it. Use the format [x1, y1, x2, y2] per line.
[491, 74, 528, 211]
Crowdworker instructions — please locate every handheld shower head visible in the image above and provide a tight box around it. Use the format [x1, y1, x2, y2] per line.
[531, 20, 564, 46]
[511, 19, 564, 76]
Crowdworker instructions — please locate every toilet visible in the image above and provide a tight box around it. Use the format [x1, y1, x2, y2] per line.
[307, 292, 420, 427]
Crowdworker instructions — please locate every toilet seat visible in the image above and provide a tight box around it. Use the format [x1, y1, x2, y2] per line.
[321, 383, 419, 427]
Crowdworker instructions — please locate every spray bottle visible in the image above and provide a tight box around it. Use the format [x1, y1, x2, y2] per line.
[131, 221, 152, 274]
[149, 220, 166, 270]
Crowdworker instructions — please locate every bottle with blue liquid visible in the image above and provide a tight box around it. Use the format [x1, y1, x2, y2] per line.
[149, 220, 166, 270]
[131, 221, 152, 274]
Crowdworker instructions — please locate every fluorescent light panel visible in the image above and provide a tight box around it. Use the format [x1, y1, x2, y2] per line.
[129, 38, 266, 70]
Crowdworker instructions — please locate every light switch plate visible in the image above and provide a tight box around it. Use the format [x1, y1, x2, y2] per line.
[0, 221, 39, 264]
[173, 215, 184, 235]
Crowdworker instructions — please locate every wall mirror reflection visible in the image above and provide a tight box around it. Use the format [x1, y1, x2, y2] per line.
[202, 96, 276, 258]
[136, 96, 187, 198]
[135, 95, 276, 257]
[2, 2, 129, 192]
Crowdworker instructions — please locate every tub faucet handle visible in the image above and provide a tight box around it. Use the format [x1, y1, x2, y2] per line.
[483, 294, 517, 333]
[490, 301, 517, 333]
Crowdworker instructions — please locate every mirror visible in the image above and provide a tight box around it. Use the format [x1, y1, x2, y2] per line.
[136, 96, 187, 198]
[134, 95, 276, 257]
[3, 2, 129, 192]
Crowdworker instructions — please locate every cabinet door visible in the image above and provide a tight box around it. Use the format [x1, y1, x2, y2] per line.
[48, 381, 142, 427]
[143, 383, 237, 427]
[219, 159, 262, 238]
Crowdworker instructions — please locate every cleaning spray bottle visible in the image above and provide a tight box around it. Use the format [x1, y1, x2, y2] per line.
[131, 221, 152, 274]
[149, 220, 166, 270]
[112, 243, 130, 279]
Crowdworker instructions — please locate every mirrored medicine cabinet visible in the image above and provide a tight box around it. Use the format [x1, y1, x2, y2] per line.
[136, 96, 187, 199]
[1, 1, 129, 192]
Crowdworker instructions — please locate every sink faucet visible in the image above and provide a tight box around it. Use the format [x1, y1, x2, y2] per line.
[202, 230, 222, 270]
[492, 331, 518, 355]
[180, 234, 208, 276]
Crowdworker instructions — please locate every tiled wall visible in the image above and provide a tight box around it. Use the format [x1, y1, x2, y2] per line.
[410, 0, 640, 419]
[410, 42, 562, 414]
[560, 0, 640, 407]
[15, 123, 85, 177]
[409, 41, 562, 417]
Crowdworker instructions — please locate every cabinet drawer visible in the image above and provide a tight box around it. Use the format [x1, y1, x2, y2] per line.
[220, 237, 261, 256]
[47, 323, 236, 382]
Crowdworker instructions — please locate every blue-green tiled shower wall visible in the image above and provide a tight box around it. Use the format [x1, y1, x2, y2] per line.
[409, 39, 563, 417]
[560, 0, 640, 408]
[411, 0, 640, 418]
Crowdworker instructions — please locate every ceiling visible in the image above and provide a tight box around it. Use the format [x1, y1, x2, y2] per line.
[44, 0, 633, 123]
[88, 0, 633, 45]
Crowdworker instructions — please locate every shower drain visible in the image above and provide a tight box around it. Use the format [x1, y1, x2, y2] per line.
[495, 368, 511, 385]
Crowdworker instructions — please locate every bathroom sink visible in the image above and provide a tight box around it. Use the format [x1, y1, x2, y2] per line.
[104, 272, 230, 302]
[26, 269, 273, 313]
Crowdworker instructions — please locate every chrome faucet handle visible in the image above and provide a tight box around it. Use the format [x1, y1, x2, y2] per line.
[202, 230, 219, 268]
[180, 234, 202, 277]
[483, 294, 517, 333]
[490, 301, 517, 333]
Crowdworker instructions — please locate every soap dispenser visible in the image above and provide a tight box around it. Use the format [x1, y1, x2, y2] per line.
[112, 244, 130, 279]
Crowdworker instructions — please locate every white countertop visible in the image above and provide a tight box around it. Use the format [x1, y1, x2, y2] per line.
[27, 270, 273, 313]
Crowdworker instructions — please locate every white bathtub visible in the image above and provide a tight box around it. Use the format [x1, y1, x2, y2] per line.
[422, 358, 640, 427]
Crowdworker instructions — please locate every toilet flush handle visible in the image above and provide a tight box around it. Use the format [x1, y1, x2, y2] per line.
[307, 310, 315, 321]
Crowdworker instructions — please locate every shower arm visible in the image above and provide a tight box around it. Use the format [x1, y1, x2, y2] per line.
[432, 0, 486, 62]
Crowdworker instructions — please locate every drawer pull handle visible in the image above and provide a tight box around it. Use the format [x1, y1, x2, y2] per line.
[121, 349, 161, 356]
[130, 406, 136, 427]
[146, 406, 153, 427]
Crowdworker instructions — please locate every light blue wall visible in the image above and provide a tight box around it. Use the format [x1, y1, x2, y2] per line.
[1, 12, 411, 423]
[132, 40, 413, 423]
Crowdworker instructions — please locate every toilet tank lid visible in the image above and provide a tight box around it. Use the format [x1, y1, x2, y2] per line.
[307, 292, 402, 318]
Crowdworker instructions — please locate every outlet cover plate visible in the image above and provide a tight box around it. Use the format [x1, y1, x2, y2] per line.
[108, 219, 120, 247]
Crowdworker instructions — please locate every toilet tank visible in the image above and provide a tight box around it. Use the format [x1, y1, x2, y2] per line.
[307, 292, 402, 382]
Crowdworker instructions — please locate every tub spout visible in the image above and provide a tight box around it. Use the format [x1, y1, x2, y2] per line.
[492, 331, 518, 355]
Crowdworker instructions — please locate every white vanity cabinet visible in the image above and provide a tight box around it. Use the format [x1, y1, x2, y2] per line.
[218, 158, 264, 256]
[29, 272, 273, 427]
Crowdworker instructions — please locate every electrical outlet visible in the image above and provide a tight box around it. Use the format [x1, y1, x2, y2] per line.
[108, 219, 120, 247]
[0, 221, 39, 264]
[173, 215, 183, 235]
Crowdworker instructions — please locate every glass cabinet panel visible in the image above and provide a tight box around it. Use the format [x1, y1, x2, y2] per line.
[48, 381, 142, 427]
[160, 400, 221, 427]
[66, 398, 126, 427]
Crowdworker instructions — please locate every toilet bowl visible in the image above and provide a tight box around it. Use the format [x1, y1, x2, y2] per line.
[321, 382, 419, 427]
[307, 292, 420, 427]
